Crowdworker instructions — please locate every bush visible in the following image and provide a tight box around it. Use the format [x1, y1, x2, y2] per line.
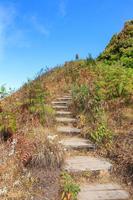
[91, 123, 113, 144]
[95, 64, 133, 100]
[72, 84, 89, 112]
[0, 111, 16, 135]
[31, 132, 64, 169]
[20, 78, 49, 125]
[97, 20, 133, 68]
[0, 85, 8, 99]
[120, 55, 133, 68]
[86, 54, 96, 66]
[72, 82, 103, 124]
[61, 172, 80, 200]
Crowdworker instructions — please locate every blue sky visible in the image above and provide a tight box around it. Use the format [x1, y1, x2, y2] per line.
[0, 0, 132, 89]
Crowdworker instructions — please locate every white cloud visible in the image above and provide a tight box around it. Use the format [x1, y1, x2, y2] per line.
[0, 5, 16, 60]
[59, 0, 67, 17]
[7, 29, 31, 48]
[30, 16, 50, 36]
[0, 4, 31, 60]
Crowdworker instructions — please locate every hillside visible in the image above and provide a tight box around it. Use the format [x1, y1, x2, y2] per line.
[0, 20, 133, 199]
[98, 20, 133, 68]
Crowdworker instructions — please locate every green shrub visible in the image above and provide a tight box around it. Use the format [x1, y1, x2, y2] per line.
[97, 20, 133, 68]
[0, 111, 16, 133]
[86, 53, 96, 66]
[61, 172, 80, 200]
[72, 84, 89, 112]
[0, 85, 8, 99]
[120, 56, 133, 68]
[91, 123, 113, 144]
[42, 105, 55, 125]
[95, 64, 133, 100]
[21, 78, 48, 125]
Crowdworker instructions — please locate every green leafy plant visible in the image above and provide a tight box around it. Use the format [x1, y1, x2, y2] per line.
[86, 53, 96, 66]
[94, 64, 133, 100]
[72, 83, 103, 123]
[91, 123, 113, 144]
[97, 20, 133, 68]
[20, 77, 49, 125]
[72, 84, 89, 112]
[61, 172, 80, 200]
[0, 111, 16, 133]
[0, 85, 8, 99]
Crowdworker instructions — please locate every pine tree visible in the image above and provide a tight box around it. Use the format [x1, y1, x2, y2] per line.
[75, 54, 79, 60]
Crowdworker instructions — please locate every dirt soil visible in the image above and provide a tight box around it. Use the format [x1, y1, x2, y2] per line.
[31, 168, 61, 200]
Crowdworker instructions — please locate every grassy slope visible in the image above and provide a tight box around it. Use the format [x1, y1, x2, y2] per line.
[0, 74, 64, 199]
[43, 20, 133, 189]
[0, 20, 133, 198]
[98, 20, 133, 68]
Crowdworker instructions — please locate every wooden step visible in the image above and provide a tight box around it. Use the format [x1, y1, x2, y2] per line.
[63, 95, 72, 98]
[57, 97, 72, 101]
[78, 183, 129, 200]
[60, 137, 95, 150]
[56, 117, 76, 123]
[57, 126, 81, 134]
[56, 111, 72, 116]
[64, 156, 112, 174]
[52, 101, 69, 105]
[52, 105, 68, 110]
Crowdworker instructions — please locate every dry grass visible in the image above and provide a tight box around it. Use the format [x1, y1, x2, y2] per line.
[0, 57, 132, 198]
[0, 126, 64, 199]
[29, 127, 64, 169]
[0, 149, 36, 199]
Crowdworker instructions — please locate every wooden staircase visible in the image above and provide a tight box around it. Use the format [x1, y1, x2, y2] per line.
[52, 94, 130, 200]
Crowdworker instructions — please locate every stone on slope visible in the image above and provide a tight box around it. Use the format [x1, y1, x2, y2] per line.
[63, 95, 72, 98]
[78, 183, 129, 200]
[56, 117, 76, 123]
[52, 105, 68, 110]
[57, 126, 81, 134]
[64, 156, 112, 174]
[52, 101, 68, 105]
[57, 97, 72, 101]
[60, 137, 95, 150]
[56, 111, 72, 116]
